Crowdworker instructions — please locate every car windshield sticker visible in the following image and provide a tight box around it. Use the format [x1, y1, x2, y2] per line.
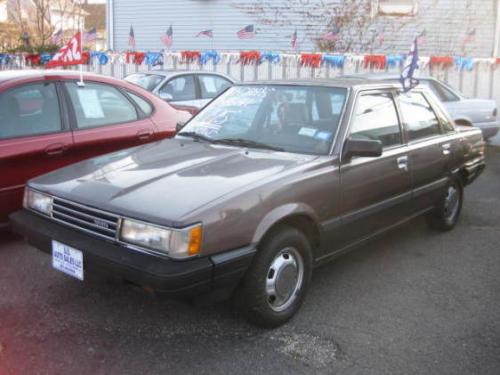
[77, 89, 105, 119]
[298, 127, 317, 137]
[315, 131, 333, 141]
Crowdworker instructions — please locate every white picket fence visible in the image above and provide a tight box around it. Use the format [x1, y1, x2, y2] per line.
[3, 53, 500, 105]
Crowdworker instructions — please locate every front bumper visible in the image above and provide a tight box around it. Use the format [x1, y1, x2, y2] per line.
[10, 210, 255, 296]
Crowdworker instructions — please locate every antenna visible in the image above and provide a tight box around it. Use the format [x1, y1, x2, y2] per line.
[78, 19, 85, 87]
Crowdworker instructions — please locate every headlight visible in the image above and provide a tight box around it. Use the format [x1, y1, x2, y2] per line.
[120, 219, 202, 259]
[24, 188, 53, 216]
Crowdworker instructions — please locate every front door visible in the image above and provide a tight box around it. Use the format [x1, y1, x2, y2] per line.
[158, 75, 203, 108]
[338, 90, 413, 247]
[0, 81, 72, 224]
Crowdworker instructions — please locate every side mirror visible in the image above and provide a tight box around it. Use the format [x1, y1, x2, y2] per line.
[158, 92, 173, 101]
[343, 137, 383, 159]
[176, 121, 186, 132]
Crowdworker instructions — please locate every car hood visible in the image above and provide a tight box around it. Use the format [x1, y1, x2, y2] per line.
[30, 138, 317, 226]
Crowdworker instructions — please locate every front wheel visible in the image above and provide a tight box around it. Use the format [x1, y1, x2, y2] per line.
[426, 178, 463, 231]
[236, 226, 312, 328]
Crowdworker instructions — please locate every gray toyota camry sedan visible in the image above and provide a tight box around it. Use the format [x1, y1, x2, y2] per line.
[11, 79, 485, 328]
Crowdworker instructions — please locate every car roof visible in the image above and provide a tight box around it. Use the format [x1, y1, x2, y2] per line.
[0, 69, 126, 85]
[236, 78, 411, 90]
[125, 70, 234, 81]
[341, 73, 432, 81]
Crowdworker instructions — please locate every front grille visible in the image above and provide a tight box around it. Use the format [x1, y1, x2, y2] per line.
[51, 198, 120, 240]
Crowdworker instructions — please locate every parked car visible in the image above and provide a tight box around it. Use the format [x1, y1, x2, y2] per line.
[342, 73, 500, 140]
[11, 79, 485, 327]
[0, 70, 192, 228]
[124, 70, 234, 112]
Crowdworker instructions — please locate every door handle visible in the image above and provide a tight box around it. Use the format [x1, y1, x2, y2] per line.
[442, 143, 451, 155]
[137, 129, 153, 141]
[45, 143, 66, 156]
[397, 156, 409, 172]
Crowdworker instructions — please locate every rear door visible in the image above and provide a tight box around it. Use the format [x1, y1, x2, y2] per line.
[338, 90, 412, 246]
[395, 90, 450, 210]
[63, 80, 156, 163]
[0, 80, 72, 223]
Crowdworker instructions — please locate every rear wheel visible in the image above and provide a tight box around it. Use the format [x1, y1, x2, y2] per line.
[236, 226, 312, 328]
[426, 178, 463, 231]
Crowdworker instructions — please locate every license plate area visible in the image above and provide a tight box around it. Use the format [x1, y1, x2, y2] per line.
[52, 240, 84, 281]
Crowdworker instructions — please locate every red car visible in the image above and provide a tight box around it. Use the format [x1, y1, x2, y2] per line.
[0, 70, 192, 228]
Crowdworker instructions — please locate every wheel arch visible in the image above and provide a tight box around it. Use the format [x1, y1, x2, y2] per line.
[252, 204, 322, 257]
[454, 118, 473, 127]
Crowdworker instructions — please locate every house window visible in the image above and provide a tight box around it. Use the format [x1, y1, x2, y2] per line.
[372, 0, 418, 16]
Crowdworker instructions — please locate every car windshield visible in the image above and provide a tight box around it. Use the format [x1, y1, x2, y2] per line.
[124, 73, 164, 91]
[178, 85, 348, 155]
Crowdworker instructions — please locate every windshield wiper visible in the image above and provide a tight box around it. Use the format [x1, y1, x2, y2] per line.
[177, 131, 214, 143]
[214, 138, 285, 152]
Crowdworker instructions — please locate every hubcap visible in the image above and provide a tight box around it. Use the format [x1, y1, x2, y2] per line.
[444, 185, 460, 222]
[265, 247, 304, 312]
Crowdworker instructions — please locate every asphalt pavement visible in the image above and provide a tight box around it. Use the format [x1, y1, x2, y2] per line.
[0, 146, 499, 375]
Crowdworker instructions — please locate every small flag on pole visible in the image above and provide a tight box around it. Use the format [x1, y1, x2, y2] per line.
[322, 26, 340, 41]
[51, 29, 63, 45]
[196, 29, 213, 38]
[161, 25, 173, 47]
[291, 29, 299, 51]
[237, 25, 255, 39]
[46, 32, 84, 68]
[400, 37, 420, 92]
[128, 25, 136, 50]
[84, 27, 97, 43]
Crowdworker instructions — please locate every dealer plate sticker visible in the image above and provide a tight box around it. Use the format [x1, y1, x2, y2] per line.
[52, 240, 84, 281]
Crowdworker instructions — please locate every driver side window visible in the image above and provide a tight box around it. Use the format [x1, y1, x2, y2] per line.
[159, 76, 196, 101]
[350, 92, 402, 148]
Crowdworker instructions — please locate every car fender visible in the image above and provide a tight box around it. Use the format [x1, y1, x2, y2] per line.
[251, 203, 321, 245]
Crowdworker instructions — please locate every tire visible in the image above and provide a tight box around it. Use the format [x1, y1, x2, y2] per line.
[426, 178, 463, 231]
[236, 225, 313, 328]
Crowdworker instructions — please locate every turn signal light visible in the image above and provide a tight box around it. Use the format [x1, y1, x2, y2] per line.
[188, 226, 203, 256]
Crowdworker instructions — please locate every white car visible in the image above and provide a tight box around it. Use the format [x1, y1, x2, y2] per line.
[343, 74, 500, 140]
[125, 70, 234, 110]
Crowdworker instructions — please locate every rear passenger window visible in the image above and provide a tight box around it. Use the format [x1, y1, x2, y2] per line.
[350, 92, 402, 148]
[0, 82, 62, 139]
[398, 92, 441, 141]
[65, 82, 138, 129]
[199, 75, 232, 99]
[127, 92, 153, 116]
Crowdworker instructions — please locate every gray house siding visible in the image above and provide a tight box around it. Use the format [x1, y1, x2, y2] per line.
[109, 0, 498, 57]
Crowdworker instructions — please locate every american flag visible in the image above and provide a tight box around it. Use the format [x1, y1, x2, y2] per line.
[237, 25, 255, 39]
[400, 37, 420, 93]
[161, 25, 173, 47]
[51, 29, 63, 45]
[322, 26, 341, 41]
[196, 29, 213, 38]
[128, 25, 136, 50]
[291, 29, 298, 50]
[84, 27, 97, 43]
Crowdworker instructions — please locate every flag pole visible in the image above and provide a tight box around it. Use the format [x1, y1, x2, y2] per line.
[78, 18, 84, 87]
